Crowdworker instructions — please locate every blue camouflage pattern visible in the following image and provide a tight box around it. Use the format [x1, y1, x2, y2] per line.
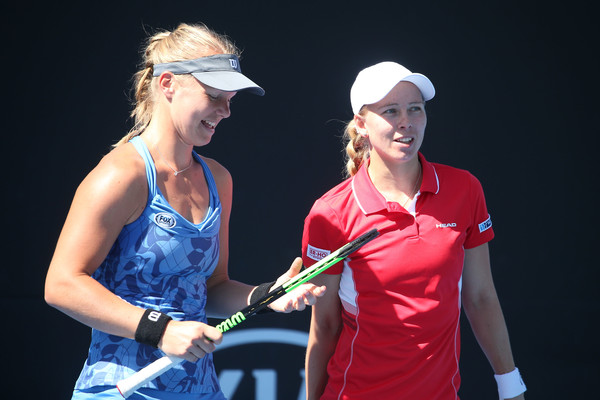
[74, 136, 223, 396]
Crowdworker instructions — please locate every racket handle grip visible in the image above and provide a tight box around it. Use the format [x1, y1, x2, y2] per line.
[117, 355, 183, 398]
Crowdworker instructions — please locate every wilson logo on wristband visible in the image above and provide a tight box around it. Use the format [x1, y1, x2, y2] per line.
[135, 309, 172, 348]
[147, 311, 162, 322]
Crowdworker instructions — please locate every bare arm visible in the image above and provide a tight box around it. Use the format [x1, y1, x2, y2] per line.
[45, 146, 221, 362]
[462, 243, 524, 400]
[306, 273, 342, 400]
[45, 146, 149, 338]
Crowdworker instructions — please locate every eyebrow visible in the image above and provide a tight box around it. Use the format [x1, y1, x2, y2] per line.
[376, 101, 424, 110]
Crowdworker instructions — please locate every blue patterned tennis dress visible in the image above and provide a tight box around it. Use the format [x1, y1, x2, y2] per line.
[72, 136, 225, 399]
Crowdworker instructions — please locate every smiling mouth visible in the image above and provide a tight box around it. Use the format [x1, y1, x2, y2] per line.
[202, 120, 216, 129]
[394, 137, 414, 144]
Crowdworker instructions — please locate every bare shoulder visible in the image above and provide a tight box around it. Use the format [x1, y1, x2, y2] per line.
[199, 155, 232, 187]
[86, 143, 146, 192]
[76, 143, 148, 223]
[49, 143, 148, 276]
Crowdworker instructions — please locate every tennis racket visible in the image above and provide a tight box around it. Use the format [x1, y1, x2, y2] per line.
[117, 228, 379, 398]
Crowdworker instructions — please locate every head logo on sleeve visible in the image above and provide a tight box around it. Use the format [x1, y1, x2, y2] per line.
[307, 244, 331, 262]
[478, 214, 492, 233]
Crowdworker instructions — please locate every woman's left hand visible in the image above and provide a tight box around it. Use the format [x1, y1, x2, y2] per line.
[268, 257, 327, 313]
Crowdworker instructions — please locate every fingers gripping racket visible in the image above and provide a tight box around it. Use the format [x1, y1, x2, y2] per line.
[117, 229, 379, 398]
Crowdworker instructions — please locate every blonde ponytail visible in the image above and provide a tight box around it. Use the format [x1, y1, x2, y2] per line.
[343, 118, 370, 177]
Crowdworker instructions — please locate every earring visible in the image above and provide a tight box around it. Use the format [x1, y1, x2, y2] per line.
[357, 129, 368, 137]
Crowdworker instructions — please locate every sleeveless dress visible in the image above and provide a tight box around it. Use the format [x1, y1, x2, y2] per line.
[73, 136, 225, 398]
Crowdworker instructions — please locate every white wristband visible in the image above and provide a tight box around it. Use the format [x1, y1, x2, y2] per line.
[494, 367, 526, 399]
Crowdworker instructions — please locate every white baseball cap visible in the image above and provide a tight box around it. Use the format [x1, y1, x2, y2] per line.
[350, 61, 435, 115]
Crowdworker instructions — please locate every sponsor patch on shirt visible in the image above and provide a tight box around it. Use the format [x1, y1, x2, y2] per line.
[154, 212, 177, 229]
[436, 222, 457, 228]
[307, 244, 331, 262]
[478, 214, 492, 233]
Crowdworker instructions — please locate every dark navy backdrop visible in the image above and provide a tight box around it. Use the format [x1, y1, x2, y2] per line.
[5, 1, 597, 398]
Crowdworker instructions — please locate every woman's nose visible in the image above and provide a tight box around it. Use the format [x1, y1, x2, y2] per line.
[397, 113, 411, 129]
[217, 98, 231, 118]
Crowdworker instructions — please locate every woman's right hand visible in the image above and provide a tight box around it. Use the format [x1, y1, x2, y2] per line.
[159, 321, 223, 362]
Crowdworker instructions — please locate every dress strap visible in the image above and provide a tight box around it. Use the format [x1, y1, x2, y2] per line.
[129, 136, 157, 198]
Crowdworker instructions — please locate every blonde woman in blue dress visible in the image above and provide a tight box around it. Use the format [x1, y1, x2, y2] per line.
[45, 22, 325, 400]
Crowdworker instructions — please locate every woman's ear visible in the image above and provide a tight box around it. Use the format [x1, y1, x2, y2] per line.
[157, 72, 176, 99]
[354, 115, 368, 137]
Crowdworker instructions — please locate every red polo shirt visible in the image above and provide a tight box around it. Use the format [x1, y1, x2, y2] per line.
[302, 153, 494, 400]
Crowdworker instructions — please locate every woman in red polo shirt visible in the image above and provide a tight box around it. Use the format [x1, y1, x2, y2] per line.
[302, 61, 526, 400]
